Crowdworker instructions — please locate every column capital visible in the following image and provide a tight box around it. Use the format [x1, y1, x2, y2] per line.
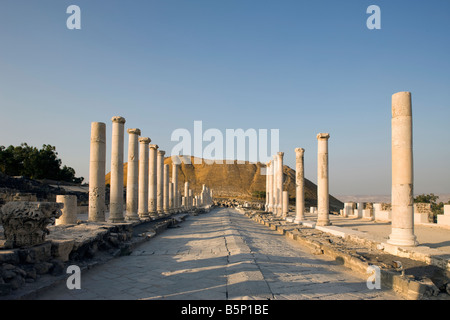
[158, 150, 166, 156]
[111, 116, 126, 124]
[317, 133, 330, 140]
[139, 137, 151, 144]
[277, 152, 284, 158]
[127, 128, 141, 135]
[149, 144, 159, 150]
[295, 148, 305, 157]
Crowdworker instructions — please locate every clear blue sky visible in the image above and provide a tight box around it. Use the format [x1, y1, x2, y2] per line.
[1, 0, 449, 197]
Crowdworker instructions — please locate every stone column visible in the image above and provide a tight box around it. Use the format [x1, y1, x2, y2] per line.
[265, 162, 270, 211]
[156, 150, 165, 214]
[282, 191, 289, 218]
[189, 190, 193, 208]
[169, 182, 174, 213]
[109, 116, 126, 223]
[148, 144, 159, 216]
[184, 182, 190, 210]
[276, 152, 284, 217]
[272, 155, 278, 216]
[125, 128, 141, 222]
[294, 148, 305, 223]
[267, 160, 273, 213]
[56, 195, 77, 225]
[388, 91, 418, 246]
[172, 164, 179, 211]
[88, 122, 106, 222]
[138, 137, 151, 219]
[316, 133, 331, 226]
[163, 164, 170, 214]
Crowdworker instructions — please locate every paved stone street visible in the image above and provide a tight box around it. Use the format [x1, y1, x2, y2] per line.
[35, 207, 401, 300]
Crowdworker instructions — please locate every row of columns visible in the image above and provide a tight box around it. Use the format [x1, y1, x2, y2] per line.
[88, 116, 214, 223]
[264, 91, 418, 247]
[264, 134, 330, 226]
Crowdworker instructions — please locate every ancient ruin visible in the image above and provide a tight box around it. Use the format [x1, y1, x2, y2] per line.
[0, 201, 62, 248]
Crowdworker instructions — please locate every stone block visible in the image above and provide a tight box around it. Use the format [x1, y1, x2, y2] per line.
[375, 210, 391, 221]
[414, 213, 429, 224]
[51, 239, 75, 262]
[437, 214, 450, 227]
[444, 205, 450, 216]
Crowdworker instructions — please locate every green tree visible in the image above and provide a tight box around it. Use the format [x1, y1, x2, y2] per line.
[0, 143, 83, 184]
[414, 193, 443, 222]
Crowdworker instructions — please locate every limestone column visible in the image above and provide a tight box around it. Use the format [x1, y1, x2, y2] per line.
[56, 195, 77, 225]
[156, 150, 165, 214]
[294, 148, 306, 223]
[109, 116, 126, 223]
[148, 144, 159, 216]
[184, 182, 190, 210]
[88, 122, 106, 222]
[265, 162, 270, 211]
[189, 190, 193, 208]
[276, 152, 284, 217]
[316, 133, 331, 226]
[169, 182, 174, 213]
[163, 164, 170, 214]
[272, 155, 278, 216]
[138, 137, 151, 219]
[282, 191, 289, 218]
[125, 128, 141, 221]
[388, 91, 418, 246]
[172, 164, 179, 211]
[267, 160, 273, 213]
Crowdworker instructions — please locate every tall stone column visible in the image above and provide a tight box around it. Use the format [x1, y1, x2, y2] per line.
[267, 160, 273, 213]
[282, 191, 289, 218]
[265, 162, 270, 212]
[388, 92, 418, 246]
[88, 122, 106, 222]
[276, 152, 284, 217]
[316, 133, 331, 226]
[156, 150, 165, 214]
[125, 128, 141, 222]
[294, 148, 306, 223]
[109, 116, 126, 223]
[148, 144, 159, 216]
[169, 182, 174, 213]
[172, 164, 179, 211]
[163, 164, 170, 214]
[138, 137, 151, 219]
[184, 182, 189, 210]
[272, 155, 278, 216]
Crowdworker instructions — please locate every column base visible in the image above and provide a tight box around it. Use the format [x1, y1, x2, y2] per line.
[316, 220, 331, 226]
[387, 229, 418, 247]
[109, 218, 125, 223]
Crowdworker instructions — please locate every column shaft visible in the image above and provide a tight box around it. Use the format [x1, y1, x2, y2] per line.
[148, 144, 159, 216]
[388, 91, 418, 246]
[316, 133, 330, 226]
[295, 148, 306, 223]
[88, 122, 106, 222]
[109, 116, 126, 223]
[138, 137, 151, 219]
[156, 150, 165, 214]
[125, 129, 141, 221]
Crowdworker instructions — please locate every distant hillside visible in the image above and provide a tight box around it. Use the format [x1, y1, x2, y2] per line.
[105, 156, 344, 212]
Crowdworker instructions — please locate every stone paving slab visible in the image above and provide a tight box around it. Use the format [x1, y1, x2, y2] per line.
[242, 209, 450, 300]
[31, 207, 401, 300]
